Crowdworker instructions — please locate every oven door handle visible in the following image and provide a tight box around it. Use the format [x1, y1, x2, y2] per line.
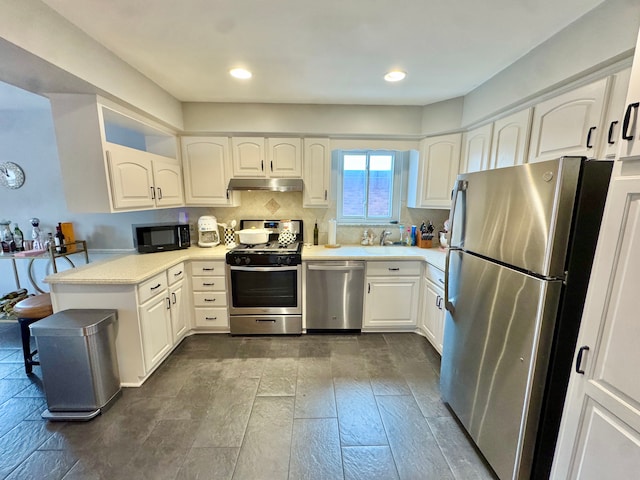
[229, 266, 299, 272]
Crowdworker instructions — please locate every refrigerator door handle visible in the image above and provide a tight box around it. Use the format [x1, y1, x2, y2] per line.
[444, 250, 454, 313]
[449, 179, 467, 248]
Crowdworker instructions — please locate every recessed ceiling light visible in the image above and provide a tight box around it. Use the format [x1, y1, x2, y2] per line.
[230, 68, 252, 79]
[384, 70, 406, 82]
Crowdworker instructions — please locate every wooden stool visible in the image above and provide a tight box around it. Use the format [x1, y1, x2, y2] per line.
[13, 293, 53, 374]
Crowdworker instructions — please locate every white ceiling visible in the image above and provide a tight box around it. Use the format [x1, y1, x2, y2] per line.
[25, 1, 608, 106]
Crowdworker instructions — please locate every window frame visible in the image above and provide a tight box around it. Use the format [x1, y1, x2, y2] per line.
[336, 149, 403, 225]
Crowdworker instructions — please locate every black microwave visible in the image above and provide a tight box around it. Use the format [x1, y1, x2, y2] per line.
[133, 223, 190, 254]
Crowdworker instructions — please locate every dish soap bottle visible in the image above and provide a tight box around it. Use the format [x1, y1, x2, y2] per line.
[313, 221, 319, 245]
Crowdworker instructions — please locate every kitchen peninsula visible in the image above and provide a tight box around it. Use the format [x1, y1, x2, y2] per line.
[46, 245, 446, 386]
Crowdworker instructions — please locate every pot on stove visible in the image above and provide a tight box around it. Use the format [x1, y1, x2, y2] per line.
[237, 228, 271, 245]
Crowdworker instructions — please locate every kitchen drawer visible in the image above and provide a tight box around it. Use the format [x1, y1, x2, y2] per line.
[167, 262, 185, 285]
[425, 263, 445, 289]
[366, 261, 422, 277]
[194, 307, 229, 328]
[192, 276, 226, 291]
[193, 291, 227, 307]
[138, 271, 168, 304]
[191, 260, 225, 276]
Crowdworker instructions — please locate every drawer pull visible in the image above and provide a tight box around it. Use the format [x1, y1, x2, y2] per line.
[202, 267, 215, 271]
[174, 271, 183, 277]
[204, 298, 216, 302]
[205, 316, 218, 321]
[388, 267, 400, 271]
[202, 282, 215, 286]
[256, 319, 276, 323]
[438, 278, 445, 284]
[150, 283, 162, 291]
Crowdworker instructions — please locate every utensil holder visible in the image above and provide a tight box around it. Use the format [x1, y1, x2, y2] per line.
[224, 228, 236, 247]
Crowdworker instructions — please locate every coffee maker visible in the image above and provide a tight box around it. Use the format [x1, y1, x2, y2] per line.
[197, 216, 220, 247]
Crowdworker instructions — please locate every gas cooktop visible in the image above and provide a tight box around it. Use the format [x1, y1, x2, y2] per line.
[232, 241, 301, 253]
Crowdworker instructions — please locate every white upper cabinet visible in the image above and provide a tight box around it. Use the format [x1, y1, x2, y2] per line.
[267, 138, 302, 177]
[231, 137, 302, 178]
[490, 108, 532, 169]
[460, 123, 493, 173]
[528, 78, 608, 163]
[619, 30, 640, 160]
[231, 137, 266, 176]
[106, 142, 183, 210]
[303, 138, 331, 207]
[408, 133, 461, 209]
[599, 68, 632, 160]
[49, 93, 181, 213]
[181, 136, 239, 206]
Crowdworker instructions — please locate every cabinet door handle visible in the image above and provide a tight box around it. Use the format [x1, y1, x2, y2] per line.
[575, 345, 590, 374]
[226, 189, 230, 199]
[166, 297, 171, 309]
[586, 126, 596, 149]
[607, 120, 618, 145]
[270, 160, 273, 172]
[172, 292, 177, 304]
[150, 283, 162, 291]
[622, 102, 639, 140]
[324, 190, 327, 200]
[150, 186, 156, 199]
[368, 283, 370, 294]
[157, 187, 163, 200]
[261, 160, 264, 171]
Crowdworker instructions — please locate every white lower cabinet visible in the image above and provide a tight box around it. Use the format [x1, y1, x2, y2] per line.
[418, 264, 445, 354]
[363, 261, 420, 330]
[139, 290, 173, 373]
[191, 260, 229, 330]
[167, 262, 188, 342]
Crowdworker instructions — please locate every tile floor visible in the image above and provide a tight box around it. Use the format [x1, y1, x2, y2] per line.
[0, 322, 496, 480]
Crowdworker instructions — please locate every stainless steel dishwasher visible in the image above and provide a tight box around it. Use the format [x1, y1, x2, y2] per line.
[305, 261, 365, 332]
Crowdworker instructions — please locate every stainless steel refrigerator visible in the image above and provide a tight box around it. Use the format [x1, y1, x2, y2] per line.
[441, 157, 612, 480]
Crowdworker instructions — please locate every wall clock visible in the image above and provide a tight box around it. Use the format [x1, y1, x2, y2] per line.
[0, 162, 25, 189]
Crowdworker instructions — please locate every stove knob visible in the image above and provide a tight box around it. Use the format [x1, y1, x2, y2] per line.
[286, 256, 292, 265]
[234, 257, 242, 265]
[244, 257, 251, 265]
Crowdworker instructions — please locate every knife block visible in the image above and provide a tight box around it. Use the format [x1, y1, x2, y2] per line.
[418, 237, 433, 248]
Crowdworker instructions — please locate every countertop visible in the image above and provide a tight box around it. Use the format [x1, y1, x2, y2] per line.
[46, 244, 447, 285]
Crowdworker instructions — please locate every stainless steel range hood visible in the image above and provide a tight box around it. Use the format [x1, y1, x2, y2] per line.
[227, 178, 304, 192]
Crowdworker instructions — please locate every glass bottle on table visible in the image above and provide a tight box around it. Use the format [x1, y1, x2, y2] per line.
[13, 224, 24, 251]
[54, 224, 67, 254]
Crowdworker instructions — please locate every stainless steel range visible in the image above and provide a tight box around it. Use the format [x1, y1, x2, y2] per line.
[226, 220, 303, 335]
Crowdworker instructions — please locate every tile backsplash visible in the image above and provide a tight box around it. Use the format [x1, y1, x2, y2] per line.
[188, 191, 449, 246]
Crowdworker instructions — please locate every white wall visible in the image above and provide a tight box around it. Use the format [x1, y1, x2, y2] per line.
[182, 102, 424, 137]
[462, 0, 640, 126]
[0, 0, 183, 130]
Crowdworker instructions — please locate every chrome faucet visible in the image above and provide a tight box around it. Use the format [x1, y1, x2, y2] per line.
[380, 229, 392, 245]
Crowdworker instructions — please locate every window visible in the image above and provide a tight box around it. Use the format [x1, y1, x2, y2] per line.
[337, 150, 402, 224]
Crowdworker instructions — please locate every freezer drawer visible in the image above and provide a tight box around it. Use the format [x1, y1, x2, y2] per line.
[441, 250, 562, 480]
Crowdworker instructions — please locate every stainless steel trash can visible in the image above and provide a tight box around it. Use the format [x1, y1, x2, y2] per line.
[30, 309, 120, 421]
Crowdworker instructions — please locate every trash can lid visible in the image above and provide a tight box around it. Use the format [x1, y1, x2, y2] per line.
[29, 309, 118, 337]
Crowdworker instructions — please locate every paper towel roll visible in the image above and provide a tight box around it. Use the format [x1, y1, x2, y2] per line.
[328, 219, 337, 246]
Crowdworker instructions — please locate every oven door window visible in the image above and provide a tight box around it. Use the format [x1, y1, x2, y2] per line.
[230, 268, 297, 308]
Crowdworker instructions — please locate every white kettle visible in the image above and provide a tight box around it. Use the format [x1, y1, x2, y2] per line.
[197, 216, 220, 247]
